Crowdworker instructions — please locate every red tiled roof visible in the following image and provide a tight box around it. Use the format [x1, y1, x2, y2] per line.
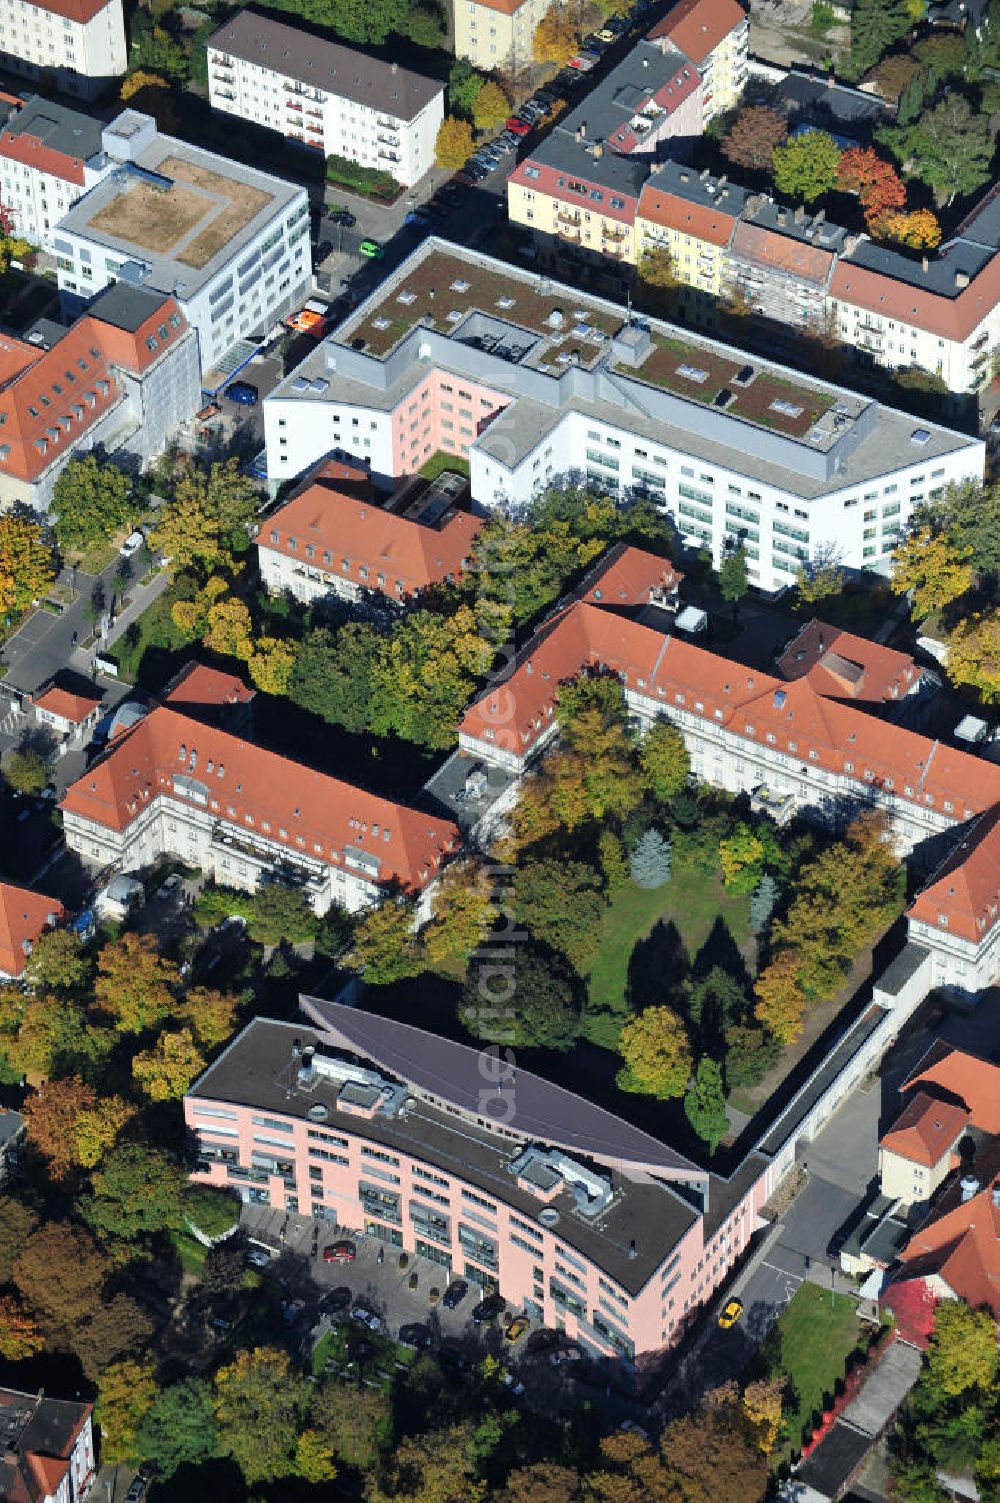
[26, 1454, 67, 1500]
[578, 544, 683, 608]
[898, 1174, 1000, 1317]
[32, 684, 101, 723]
[607, 63, 701, 154]
[258, 483, 484, 600]
[164, 664, 256, 708]
[731, 221, 835, 283]
[879, 1090, 969, 1168]
[0, 884, 64, 979]
[0, 127, 86, 187]
[460, 598, 1000, 822]
[904, 1046, 1000, 1136]
[647, 0, 746, 63]
[60, 707, 459, 894]
[830, 253, 1000, 344]
[906, 808, 1000, 944]
[0, 296, 188, 484]
[636, 183, 738, 244]
[21, 0, 112, 21]
[776, 619, 922, 704]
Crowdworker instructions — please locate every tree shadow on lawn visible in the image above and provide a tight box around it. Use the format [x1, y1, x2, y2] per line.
[625, 919, 690, 1013]
[691, 915, 754, 993]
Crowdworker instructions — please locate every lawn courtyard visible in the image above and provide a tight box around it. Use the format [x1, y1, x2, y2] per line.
[757, 1282, 864, 1462]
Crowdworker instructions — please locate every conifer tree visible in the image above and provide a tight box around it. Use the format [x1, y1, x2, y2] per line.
[630, 829, 672, 889]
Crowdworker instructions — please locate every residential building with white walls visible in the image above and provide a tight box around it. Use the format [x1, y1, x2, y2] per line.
[0, 1386, 95, 1503]
[264, 239, 983, 592]
[0, 95, 114, 248]
[0, 0, 126, 101]
[52, 110, 310, 383]
[206, 10, 443, 189]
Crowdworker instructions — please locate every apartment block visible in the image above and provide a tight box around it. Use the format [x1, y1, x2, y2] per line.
[725, 200, 848, 334]
[186, 1007, 770, 1363]
[457, 551, 1000, 857]
[0, 1387, 95, 1503]
[0, 95, 114, 249]
[52, 110, 311, 381]
[0, 0, 126, 100]
[636, 162, 748, 310]
[258, 468, 483, 607]
[0, 282, 200, 512]
[507, 40, 703, 270]
[206, 11, 443, 189]
[264, 240, 983, 591]
[905, 806, 1000, 996]
[60, 705, 459, 916]
[646, 0, 748, 123]
[454, 0, 548, 75]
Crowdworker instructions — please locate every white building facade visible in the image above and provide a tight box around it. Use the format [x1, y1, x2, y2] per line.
[206, 11, 443, 189]
[0, 97, 115, 249]
[0, 0, 126, 100]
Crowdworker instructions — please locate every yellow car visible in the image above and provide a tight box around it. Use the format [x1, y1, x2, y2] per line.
[505, 1314, 530, 1343]
[596, 26, 617, 41]
[718, 1298, 743, 1330]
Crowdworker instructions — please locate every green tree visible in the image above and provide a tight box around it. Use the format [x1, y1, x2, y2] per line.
[598, 829, 630, 893]
[473, 81, 509, 132]
[512, 858, 605, 971]
[772, 129, 842, 204]
[719, 545, 749, 620]
[448, 58, 486, 117]
[0, 514, 55, 618]
[347, 895, 423, 984]
[888, 95, 994, 205]
[51, 456, 134, 554]
[718, 823, 767, 895]
[922, 1301, 999, 1399]
[136, 1379, 218, 1479]
[796, 553, 845, 603]
[918, 479, 1000, 578]
[289, 623, 381, 733]
[213, 1347, 310, 1486]
[749, 873, 779, 934]
[640, 719, 690, 803]
[724, 1023, 780, 1088]
[423, 860, 497, 968]
[150, 458, 257, 573]
[5, 745, 49, 796]
[617, 1005, 692, 1098]
[132, 21, 188, 79]
[79, 1142, 186, 1243]
[850, 0, 912, 74]
[96, 1358, 159, 1465]
[132, 1027, 206, 1101]
[310, 1380, 390, 1469]
[556, 673, 644, 820]
[369, 606, 491, 749]
[94, 931, 178, 1032]
[294, 1429, 338, 1484]
[684, 1058, 729, 1151]
[23, 927, 91, 994]
[629, 828, 672, 888]
[890, 527, 973, 617]
[687, 966, 749, 1049]
[435, 115, 474, 170]
[463, 942, 582, 1051]
[182, 1186, 239, 1240]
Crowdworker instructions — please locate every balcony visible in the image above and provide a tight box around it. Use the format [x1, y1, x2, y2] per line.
[286, 100, 303, 113]
[602, 224, 627, 242]
[214, 89, 235, 102]
[378, 150, 401, 164]
[557, 209, 581, 225]
[377, 133, 399, 146]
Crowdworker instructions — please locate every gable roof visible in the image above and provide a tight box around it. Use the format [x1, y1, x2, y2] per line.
[577, 543, 683, 608]
[164, 663, 256, 709]
[0, 884, 64, 979]
[906, 807, 1000, 944]
[0, 1389, 92, 1503]
[647, 0, 746, 63]
[776, 619, 922, 704]
[460, 597, 1000, 824]
[60, 706, 459, 894]
[879, 1089, 969, 1168]
[830, 246, 1000, 343]
[0, 295, 188, 484]
[904, 1045, 1000, 1136]
[258, 482, 484, 600]
[32, 683, 102, 723]
[637, 182, 741, 245]
[22, 0, 111, 21]
[898, 1173, 1000, 1316]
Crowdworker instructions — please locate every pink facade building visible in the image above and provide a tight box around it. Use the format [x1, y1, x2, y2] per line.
[185, 1002, 770, 1364]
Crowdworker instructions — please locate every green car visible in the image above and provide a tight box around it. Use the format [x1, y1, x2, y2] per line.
[359, 239, 383, 259]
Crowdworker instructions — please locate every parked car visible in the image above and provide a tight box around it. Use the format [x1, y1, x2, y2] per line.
[506, 116, 532, 136]
[224, 379, 259, 406]
[321, 1285, 353, 1313]
[351, 1306, 384, 1332]
[505, 1314, 530, 1344]
[472, 1292, 506, 1324]
[119, 529, 145, 558]
[550, 1344, 583, 1366]
[330, 209, 357, 226]
[155, 873, 182, 901]
[245, 1246, 272, 1268]
[404, 210, 431, 229]
[442, 1279, 469, 1309]
[501, 1369, 526, 1395]
[718, 1297, 743, 1329]
[281, 1298, 305, 1325]
[323, 1239, 357, 1264]
[399, 1322, 432, 1349]
[358, 239, 383, 258]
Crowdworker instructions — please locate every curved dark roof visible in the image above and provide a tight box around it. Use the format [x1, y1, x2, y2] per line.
[301, 996, 702, 1180]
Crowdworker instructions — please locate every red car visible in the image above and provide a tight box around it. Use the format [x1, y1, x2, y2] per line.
[506, 116, 532, 136]
[323, 1239, 357, 1263]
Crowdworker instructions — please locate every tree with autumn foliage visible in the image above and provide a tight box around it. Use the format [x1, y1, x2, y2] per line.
[347, 894, 423, 985]
[177, 986, 240, 1050]
[132, 1028, 206, 1101]
[95, 1358, 159, 1466]
[93, 931, 179, 1032]
[660, 1384, 770, 1503]
[640, 719, 690, 803]
[423, 859, 497, 967]
[891, 526, 974, 618]
[150, 457, 257, 575]
[721, 105, 788, 172]
[881, 208, 942, 250]
[23, 926, 92, 994]
[947, 610, 1000, 701]
[0, 1293, 44, 1359]
[617, 1005, 692, 1098]
[203, 596, 253, 660]
[13, 1221, 109, 1336]
[533, 3, 578, 65]
[742, 1377, 786, 1454]
[835, 146, 906, 233]
[213, 1347, 310, 1487]
[22, 1076, 135, 1178]
[0, 514, 55, 620]
[435, 115, 474, 170]
[557, 673, 644, 821]
[754, 950, 806, 1044]
[248, 634, 297, 696]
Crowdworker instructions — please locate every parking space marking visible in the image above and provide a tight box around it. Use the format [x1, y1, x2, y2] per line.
[760, 1260, 804, 1284]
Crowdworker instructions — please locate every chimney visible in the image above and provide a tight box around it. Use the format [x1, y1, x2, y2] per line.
[777, 209, 787, 227]
[813, 208, 825, 225]
[700, 167, 709, 180]
[794, 205, 805, 224]
[827, 71, 835, 88]
[579, 120, 587, 138]
[717, 174, 727, 189]
[391, 61, 398, 72]
[593, 141, 603, 158]
[298, 1045, 317, 1086]
[628, 1239, 637, 1260]
[955, 270, 970, 289]
[961, 1174, 980, 1203]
